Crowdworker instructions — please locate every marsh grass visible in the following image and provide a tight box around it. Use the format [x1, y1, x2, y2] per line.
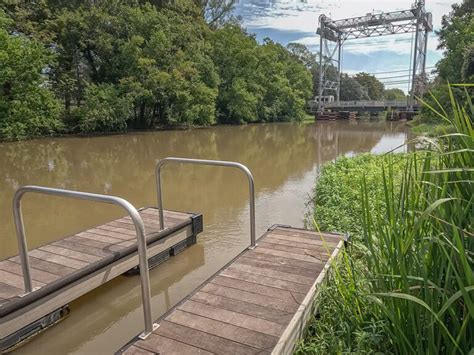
[297, 85, 473, 354]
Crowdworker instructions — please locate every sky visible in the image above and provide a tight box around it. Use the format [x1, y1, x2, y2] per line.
[234, 0, 458, 92]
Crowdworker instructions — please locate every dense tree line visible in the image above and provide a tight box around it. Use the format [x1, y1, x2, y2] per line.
[287, 43, 406, 102]
[418, 0, 473, 124]
[0, 0, 312, 140]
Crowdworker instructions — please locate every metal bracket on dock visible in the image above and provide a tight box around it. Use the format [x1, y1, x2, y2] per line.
[18, 286, 41, 298]
[138, 323, 160, 340]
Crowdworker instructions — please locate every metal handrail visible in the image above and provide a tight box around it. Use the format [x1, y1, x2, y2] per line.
[12, 185, 157, 339]
[155, 158, 257, 249]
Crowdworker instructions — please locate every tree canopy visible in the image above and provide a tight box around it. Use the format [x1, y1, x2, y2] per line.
[436, 0, 473, 83]
[0, 0, 312, 140]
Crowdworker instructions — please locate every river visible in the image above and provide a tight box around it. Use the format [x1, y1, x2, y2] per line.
[0, 120, 408, 354]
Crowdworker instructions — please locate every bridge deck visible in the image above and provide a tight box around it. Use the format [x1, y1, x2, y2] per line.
[0, 208, 203, 352]
[119, 226, 345, 355]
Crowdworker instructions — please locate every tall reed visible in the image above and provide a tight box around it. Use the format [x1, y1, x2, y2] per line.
[361, 85, 473, 353]
[297, 85, 473, 354]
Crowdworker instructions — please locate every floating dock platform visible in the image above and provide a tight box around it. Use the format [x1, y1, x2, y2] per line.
[118, 225, 345, 355]
[0, 207, 203, 352]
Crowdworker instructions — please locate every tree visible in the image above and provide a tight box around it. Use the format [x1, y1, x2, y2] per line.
[211, 27, 312, 123]
[461, 43, 474, 82]
[340, 74, 369, 101]
[258, 39, 312, 122]
[0, 0, 314, 139]
[50, 1, 218, 129]
[286, 43, 316, 69]
[384, 88, 406, 100]
[0, 9, 62, 140]
[354, 72, 385, 100]
[195, 0, 237, 27]
[436, 0, 474, 83]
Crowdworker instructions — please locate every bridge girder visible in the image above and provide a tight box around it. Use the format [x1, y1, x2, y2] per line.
[317, 0, 433, 113]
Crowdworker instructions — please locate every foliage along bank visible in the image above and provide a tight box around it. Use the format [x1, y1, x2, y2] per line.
[0, 1, 312, 140]
[298, 86, 473, 353]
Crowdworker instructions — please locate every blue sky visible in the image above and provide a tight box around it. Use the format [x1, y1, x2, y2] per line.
[234, 0, 458, 91]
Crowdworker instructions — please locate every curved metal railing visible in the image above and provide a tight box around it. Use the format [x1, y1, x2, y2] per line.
[12, 185, 156, 338]
[155, 158, 257, 249]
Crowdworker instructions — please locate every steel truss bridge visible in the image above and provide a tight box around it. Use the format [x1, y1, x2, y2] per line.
[316, 0, 433, 113]
[309, 99, 419, 114]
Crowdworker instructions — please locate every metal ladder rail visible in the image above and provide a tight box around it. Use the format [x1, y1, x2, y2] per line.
[156, 158, 257, 249]
[12, 185, 158, 339]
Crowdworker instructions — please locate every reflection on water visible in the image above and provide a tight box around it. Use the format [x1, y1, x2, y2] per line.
[0, 120, 408, 354]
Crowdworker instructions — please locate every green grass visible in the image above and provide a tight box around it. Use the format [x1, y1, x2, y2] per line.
[297, 85, 473, 354]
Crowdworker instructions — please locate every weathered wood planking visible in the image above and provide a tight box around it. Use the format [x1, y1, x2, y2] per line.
[0, 208, 192, 308]
[0, 207, 202, 351]
[119, 226, 345, 355]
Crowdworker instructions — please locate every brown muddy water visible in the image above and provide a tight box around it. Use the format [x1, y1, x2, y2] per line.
[0, 120, 409, 354]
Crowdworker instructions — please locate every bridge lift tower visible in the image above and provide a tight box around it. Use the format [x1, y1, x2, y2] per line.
[317, 0, 433, 113]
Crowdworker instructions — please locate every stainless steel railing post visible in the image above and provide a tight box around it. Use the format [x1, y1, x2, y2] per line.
[12, 186, 157, 338]
[156, 158, 257, 249]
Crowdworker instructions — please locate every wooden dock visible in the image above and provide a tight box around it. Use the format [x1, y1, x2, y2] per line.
[0, 207, 203, 352]
[118, 225, 345, 355]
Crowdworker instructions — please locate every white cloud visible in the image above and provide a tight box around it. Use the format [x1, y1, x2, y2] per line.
[238, 0, 457, 33]
[294, 32, 441, 55]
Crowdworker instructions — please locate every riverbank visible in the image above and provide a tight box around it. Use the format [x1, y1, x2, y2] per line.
[298, 89, 473, 353]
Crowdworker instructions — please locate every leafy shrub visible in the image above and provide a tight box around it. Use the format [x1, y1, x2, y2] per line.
[0, 10, 62, 140]
[77, 84, 132, 133]
[309, 154, 406, 237]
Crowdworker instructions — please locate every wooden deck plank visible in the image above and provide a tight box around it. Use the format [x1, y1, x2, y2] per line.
[200, 283, 299, 313]
[166, 310, 278, 351]
[269, 229, 340, 244]
[156, 321, 264, 355]
[252, 247, 326, 264]
[191, 291, 293, 325]
[64, 235, 128, 255]
[229, 261, 315, 285]
[52, 239, 115, 258]
[115, 218, 162, 231]
[9, 255, 76, 277]
[87, 228, 134, 241]
[257, 241, 331, 260]
[39, 245, 102, 263]
[236, 256, 321, 279]
[265, 234, 337, 251]
[122, 345, 156, 355]
[0, 270, 44, 290]
[0, 282, 23, 299]
[28, 249, 89, 269]
[140, 208, 191, 220]
[96, 224, 138, 236]
[76, 231, 129, 246]
[220, 267, 309, 294]
[211, 276, 299, 304]
[0, 260, 59, 284]
[178, 300, 286, 337]
[133, 333, 212, 355]
[190, 291, 293, 324]
[244, 250, 323, 271]
[140, 213, 183, 226]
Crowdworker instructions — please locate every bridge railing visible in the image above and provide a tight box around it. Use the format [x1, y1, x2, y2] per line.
[324, 100, 410, 108]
